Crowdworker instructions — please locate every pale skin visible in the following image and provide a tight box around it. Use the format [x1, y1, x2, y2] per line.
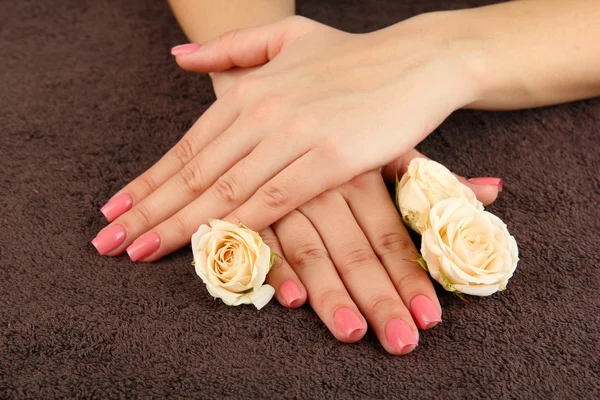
[92, 0, 600, 354]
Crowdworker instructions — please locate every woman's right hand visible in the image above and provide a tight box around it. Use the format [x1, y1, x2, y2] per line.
[261, 151, 501, 355]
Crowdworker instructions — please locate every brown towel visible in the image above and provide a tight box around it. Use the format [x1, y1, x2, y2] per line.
[1, 0, 598, 398]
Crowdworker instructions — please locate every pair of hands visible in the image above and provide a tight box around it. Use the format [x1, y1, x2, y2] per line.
[93, 16, 500, 354]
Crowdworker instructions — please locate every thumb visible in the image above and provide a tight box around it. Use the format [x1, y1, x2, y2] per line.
[382, 149, 502, 207]
[171, 16, 315, 73]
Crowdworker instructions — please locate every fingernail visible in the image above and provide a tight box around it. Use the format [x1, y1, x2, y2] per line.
[92, 225, 126, 255]
[279, 280, 303, 307]
[410, 295, 442, 330]
[333, 307, 366, 338]
[385, 319, 418, 354]
[126, 232, 161, 262]
[171, 43, 201, 56]
[100, 193, 133, 222]
[468, 177, 503, 192]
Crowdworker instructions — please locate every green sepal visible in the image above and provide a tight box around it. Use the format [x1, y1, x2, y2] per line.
[191, 261, 195, 266]
[439, 274, 456, 292]
[412, 256, 428, 272]
[401, 215, 411, 227]
[239, 222, 250, 230]
[270, 252, 283, 269]
[454, 292, 470, 304]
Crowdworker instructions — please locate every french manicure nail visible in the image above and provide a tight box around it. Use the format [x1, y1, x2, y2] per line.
[279, 280, 303, 307]
[385, 319, 418, 354]
[126, 232, 161, 262]
[333, 307, 366, 338]
[92, 225, 126, 255]
[468, 177, 503, 192]
[410, 295, 442, 330]
[171, 43, 202, 56]
[100, 193, 133, 222]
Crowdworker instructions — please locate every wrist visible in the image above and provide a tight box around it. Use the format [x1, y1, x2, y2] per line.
[403, 10, 494, 110]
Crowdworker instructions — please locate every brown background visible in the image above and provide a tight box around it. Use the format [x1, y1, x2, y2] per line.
[1, 0, 599, 398]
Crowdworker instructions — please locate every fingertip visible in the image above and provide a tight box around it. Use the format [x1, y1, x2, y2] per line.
[278, 279, 306, 308]
[171, 43, 202, 56]
[333, 307, 368, 343]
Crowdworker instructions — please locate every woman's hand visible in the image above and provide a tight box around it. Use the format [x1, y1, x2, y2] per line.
[92, 14, 488, 260]
[259, 151, 500, 355]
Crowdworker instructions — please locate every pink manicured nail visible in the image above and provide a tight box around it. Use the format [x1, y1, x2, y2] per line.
[100, 193, 133, 222]
[279, 280, 303, 307]
[410, 295, 442, 330]
[92, 225, 126, 255]
[126, 232, 161, 262]
[171, 43, 201, 56]
[385, 319, 418, 354]
[333, 307, 366, 338]
[468, 177, 503, 192]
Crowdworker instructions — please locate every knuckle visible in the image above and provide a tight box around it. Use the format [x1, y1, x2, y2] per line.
[173, 137, 196, 167]
[171, 214, 189, 239]
[366, 295, 398, 315]
[178, 162, 206, 197]
[139, 173, 159, 193]
[260, 233, 280, 251]
[374, 232, 414, 258]
[289, 244, 329, 270]
[259, 184, 290, 211]
[337, 247, 377, 275]
[392, 270, 427, 292]
[317, 288, 348, 311]
[347, 171, 378, 192]
[212, 174, 242, 205]
[130, 203, 153, 227]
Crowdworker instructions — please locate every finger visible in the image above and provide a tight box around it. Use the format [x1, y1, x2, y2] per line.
[225, 149, 353, 232]
[299, 191, 419, 355]
[381, 149, 500, 206]
[121, 131, 309, 261]
[99, 98, 240, 222]
[272, 210, 367, 343]
[98, 119, 262, 257]
[340, 171, 443, 331]
[260, 227, 307, 308]
[173, 16, 315, 72]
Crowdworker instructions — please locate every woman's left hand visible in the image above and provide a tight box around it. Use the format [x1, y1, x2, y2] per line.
[257, 151, 500, 355]
[92, 14, 486, 260]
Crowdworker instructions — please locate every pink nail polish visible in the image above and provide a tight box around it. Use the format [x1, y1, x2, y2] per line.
[279, 280, 303, 307]
[100, 193, 133, 222]
[385, 319, 418, 354]
[410, 295, 442, 330]
[333, 307, 366, 338]
[171, 43, 201, 56]
[92, 225, 126, 255]
[126, 232, 161, 262]
[468, 177, 503, 192]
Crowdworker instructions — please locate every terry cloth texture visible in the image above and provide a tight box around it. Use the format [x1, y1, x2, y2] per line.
[1, 0, 599, 398]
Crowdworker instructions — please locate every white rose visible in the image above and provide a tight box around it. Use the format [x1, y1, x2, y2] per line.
[421, 198, 519, 296]
[191, 219, 275, 310]
[397, 158, 483, 234]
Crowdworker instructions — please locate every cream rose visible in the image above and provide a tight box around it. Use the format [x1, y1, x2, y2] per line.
[397, 158, 483, 234]
[191, 219, 275, 309]
[421, 198, 519, 296]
